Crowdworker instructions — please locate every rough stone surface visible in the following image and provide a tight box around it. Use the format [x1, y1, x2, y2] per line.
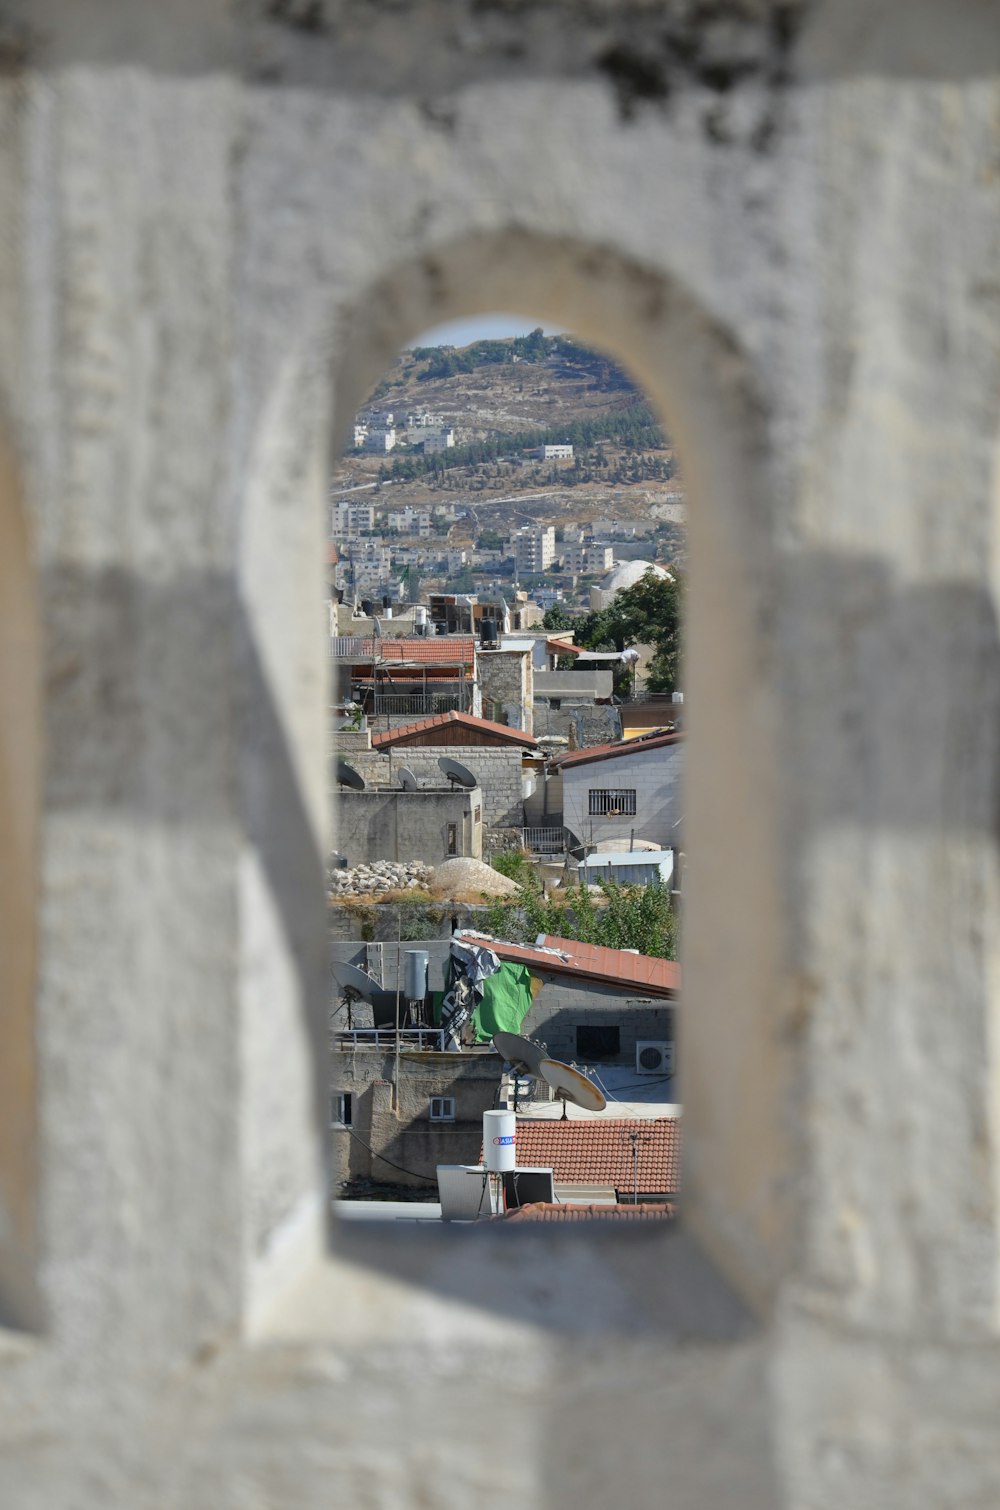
[2, 4, 1000, 1508]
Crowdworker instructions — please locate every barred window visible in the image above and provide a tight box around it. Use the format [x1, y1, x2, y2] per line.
[588, 788, 637, 817]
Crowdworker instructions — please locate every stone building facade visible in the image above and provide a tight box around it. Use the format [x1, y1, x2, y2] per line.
[331, 1048, 502, 1188]
[477, 646, 534, 733]
[4, 5, 1000, 1509]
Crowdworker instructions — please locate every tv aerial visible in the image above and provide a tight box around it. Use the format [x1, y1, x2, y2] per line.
[336, 759, 367, 791]
[398, 766, 420, 792]
[438, 755, 477, 791]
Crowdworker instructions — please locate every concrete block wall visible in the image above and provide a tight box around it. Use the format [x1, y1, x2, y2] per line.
[332, 1050, 501, 1186]
[522, 983, 674, 1068]
[563, 743, 683, 849]
[335, 787, 482, 864]
[343, 744, 525, 834]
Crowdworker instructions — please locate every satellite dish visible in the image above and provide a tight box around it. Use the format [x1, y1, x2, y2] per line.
[439, 756, 477, 790]
[492, 1031, 548, 1078]
[538, 1058, 607, 1118]
[336, 759, 367, 791]
[399, 766, 420, 791]
[331, 961, 380, 1001]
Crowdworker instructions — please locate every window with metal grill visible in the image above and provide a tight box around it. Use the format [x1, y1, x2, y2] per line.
[588, 787, 637, 817]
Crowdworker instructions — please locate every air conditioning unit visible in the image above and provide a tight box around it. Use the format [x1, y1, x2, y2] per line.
[635, 1040, 674, 1076]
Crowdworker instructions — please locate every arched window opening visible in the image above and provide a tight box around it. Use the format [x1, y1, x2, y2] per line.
[328, 310, 687, 1231]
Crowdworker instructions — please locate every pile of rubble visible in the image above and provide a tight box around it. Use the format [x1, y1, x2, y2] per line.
[327, 858, 433, 899]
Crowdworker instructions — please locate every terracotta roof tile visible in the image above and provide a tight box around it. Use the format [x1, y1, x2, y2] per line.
[499, 1118, 681, 1200]
[548, 729, 683, 769]
[497, 1201, 677, 1223]
[333, 636, 476, 665]
[455, 931, 680, 997]
[372, 711, 539, 750]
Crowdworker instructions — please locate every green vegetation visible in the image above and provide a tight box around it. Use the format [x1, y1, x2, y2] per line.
[574, 568, 683, 695]
[482, 875, 677, 959]
[407, 329, 633, 390]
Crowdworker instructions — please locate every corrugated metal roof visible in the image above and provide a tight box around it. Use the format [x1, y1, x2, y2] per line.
[454, 930, 680, 997]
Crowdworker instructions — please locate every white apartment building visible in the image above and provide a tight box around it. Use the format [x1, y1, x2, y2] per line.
[387, 506, 433, 537]
[420, 428, 455, 452]
[563, 542, 614, 574]
[331, 501, 376, 537]
[538, 442, 574, 460]
[363, 426, 396, 453]
[512, 524, 556, 575]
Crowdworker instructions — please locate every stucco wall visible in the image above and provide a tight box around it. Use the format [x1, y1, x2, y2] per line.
[335, 787, 482, 863]
[3, 5, 1000, 1509]
[332, 1049, 501, 1187]
[562, 742, 684, 849]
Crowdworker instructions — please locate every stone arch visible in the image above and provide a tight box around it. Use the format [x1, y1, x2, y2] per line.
[309, 229, 795, 1315]
[0, 436, 42, 1333]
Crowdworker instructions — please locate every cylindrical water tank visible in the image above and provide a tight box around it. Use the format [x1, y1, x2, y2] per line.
[671, 690, 684, 704]
[413, 605, 428, 630]
[484, 1109, 517, 1172]
[480, 619, 498, 645]
[403, 949, 429, 1003]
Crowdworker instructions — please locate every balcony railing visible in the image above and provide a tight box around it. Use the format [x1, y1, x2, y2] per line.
[335, 1028, 448, 1052]
[368, 692, 470, 717]
[521, 825, 570, 855]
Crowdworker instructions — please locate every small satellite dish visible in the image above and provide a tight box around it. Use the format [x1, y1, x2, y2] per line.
[538, 1057, 607, 1118]
[439, 756, 477, 790]
[336, 759, 367, 791]
[331, 961, 380, 1001]
[399, 766, 420, 792]
[492, 1031, 548, 1078]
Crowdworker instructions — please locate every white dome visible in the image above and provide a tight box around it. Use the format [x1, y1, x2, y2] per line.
[597, 559, 671, 595]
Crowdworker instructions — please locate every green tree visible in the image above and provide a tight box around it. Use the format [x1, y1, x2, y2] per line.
[575, 569, 683, 694]
[482, 877, 677, 959]
[542, 604, 574, 631]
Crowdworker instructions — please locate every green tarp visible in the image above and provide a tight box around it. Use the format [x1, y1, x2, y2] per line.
[470, 961, 535, 1043]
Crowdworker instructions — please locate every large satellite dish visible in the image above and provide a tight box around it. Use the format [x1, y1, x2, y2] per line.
[399, 766, 420, 792]
[336, 759, 367, 791]
[439, 755, 477, 790]
[538, 1057, 607, 1117]
[492, 1031, 548, 1078]
[331, 961, 380, 1001]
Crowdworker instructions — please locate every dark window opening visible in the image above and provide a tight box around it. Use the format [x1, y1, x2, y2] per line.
[575, 1024, 621, 1060]
[333, 1092, 353, 1127]
[447, 822, 458, 854]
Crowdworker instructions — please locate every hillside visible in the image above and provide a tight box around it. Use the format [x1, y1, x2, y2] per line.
[331, 332, 687, 537]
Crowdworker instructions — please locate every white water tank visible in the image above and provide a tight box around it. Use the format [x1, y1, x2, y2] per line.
[483, 1109, 517, 1172]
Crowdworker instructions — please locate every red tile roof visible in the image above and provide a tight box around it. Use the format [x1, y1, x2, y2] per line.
[545, 639, 581, 656]
[504, 1118, 681, 1199]
[372, 711, 539, 750]
[455, 931, 680, 997]
[334, 636, 476, 665]
[497, 1201, 676, 1223]
[548, 729, 683, 769]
